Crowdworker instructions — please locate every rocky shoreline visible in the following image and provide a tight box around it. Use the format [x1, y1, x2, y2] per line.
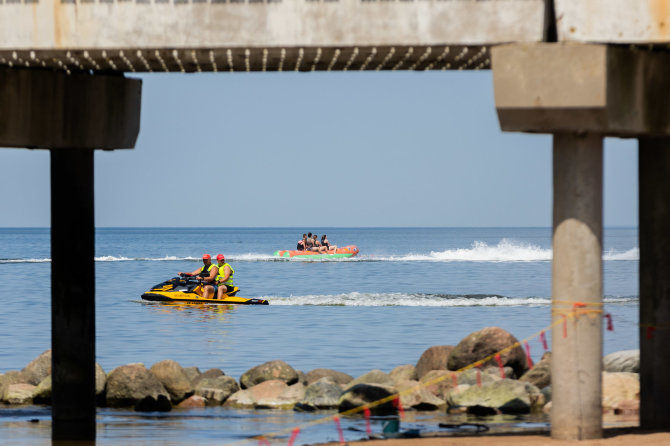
[0, 327, 640, 417]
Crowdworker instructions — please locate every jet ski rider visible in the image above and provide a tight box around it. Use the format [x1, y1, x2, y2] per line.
[178, 253, 219, 299]
[215, 254, 235, 300]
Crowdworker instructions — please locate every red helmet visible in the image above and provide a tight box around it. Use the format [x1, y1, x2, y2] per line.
[202, 254, 211, 260]
[216, 254, 225, 261]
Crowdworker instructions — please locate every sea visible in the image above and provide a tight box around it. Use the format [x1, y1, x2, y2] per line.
[0, 227, 639, 445]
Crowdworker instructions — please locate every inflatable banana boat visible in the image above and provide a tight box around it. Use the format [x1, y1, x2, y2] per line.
[273, 245, 359, 259]
[141, 275, 269, 305]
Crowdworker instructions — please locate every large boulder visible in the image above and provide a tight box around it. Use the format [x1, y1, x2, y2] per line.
[33, 376, 52, 404]
[455, 368, 501, 386]
[240, 360, 298, 389]
[177, 395, 207, 409]
[296, 377, 343, 411]
[415, 346, 454, 380]
[447, 327, 529, 378]
[5, 383, 37, 405]
[390, 365, 416, 384]
[447, 378, 543, 414]
[519, 352, 551, 389]
[191, 368, 224, 387]
[602, 372, 639, 411]
[338, 383, 397, 414]
[21, 350, 52, 385]
[396, 379, 446, 411]
[420, 370, 458, 401]
[195, 375, 240, 406]
[182, 367, 202, 384]
[345, 369, 394, 390]
[304, 368, 353, 387]
[0, 371, 24, 402]
[149, 360, 194, 404]
[225, 380, 304, 409]
[95, 363, 107, 404]
[106, 364, 171, 411]
[603, 350, 639, 373]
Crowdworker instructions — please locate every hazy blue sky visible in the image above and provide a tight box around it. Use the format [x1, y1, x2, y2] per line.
[0, 70, 637, 227]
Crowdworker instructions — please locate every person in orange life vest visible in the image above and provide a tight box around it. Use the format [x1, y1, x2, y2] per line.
[178, 253, 218, 299]
[215, 254, 236, 300]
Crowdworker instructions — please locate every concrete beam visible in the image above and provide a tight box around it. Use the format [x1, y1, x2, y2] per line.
[0, 68, 141, 150]
[639, 137, 670, 429]
[492, 43, 670, 137]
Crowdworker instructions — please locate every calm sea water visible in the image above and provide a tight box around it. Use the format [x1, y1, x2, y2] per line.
[0, 227, 639, 445]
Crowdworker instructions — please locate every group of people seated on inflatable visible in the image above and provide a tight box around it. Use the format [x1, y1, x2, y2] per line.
[296, 233, 337, 253]
[178, 253, 234, 300]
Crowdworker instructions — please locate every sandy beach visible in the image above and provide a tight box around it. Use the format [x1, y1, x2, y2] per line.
[320, 428, 670, 446]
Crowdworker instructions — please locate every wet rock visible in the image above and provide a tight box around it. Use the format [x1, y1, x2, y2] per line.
[240, 360, 298, 389]
[256, 382, 305, 409]
[395, 379, 446, 411]
[345, 369, 394, 390]
[447, 378, 542, 414]
[177, 395, 206, 409]
[602, 372, 639, 411]
[390, 365, 416, 384]
[338, 383, 397, 414]
[296, 377, 343, 411]
[603, 350, 639, 373]
[5, 383, 37, 405]
[106, 364, 171, 411]
[304, 368, 353, 387]
[225, 379, 303, 409]
[21, 350, 51, 385]
[150, 360, 194, 404]
[447, 327, 529, 378]
[415, 346, 454, 380]
[519, 352, 551, 389]
[192, 368, 224, 387]
[195, 375, 240, 406]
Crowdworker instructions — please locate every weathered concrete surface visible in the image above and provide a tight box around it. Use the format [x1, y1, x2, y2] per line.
[492, 43, 670, 136]
[0, 0, 544, 72]
[551, 133, 603, 440]
[0, 67, 141, 149]
[556, 0, 670, 43]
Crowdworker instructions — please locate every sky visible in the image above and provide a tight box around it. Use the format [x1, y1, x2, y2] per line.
[0, 70, 638, 227]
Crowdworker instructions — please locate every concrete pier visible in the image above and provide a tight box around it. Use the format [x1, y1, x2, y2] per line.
[551, 133, 603, 439]
[639, 137, 670, 429]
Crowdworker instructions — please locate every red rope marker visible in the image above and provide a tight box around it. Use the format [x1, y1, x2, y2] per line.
[475, 364, 482, 387]
[523, 341, 533, 368]
[393, 397, 405, 419]
[333, 416, 345, 445]
[561, 314, 568, 338]
[647, 326, 656, 340]
[287, 427, 300, 446]
[539, 330, 548, 351]
[363, 407, 372, 436]
[452, 373, 458, 388]
[494, 353, 505, 378]
[258, 437, 271, 446]
[604, 313, 614, 331]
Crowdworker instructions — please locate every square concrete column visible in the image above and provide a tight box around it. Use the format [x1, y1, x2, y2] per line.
[551, 132, 603, 440]
[639, 137, 670, 429]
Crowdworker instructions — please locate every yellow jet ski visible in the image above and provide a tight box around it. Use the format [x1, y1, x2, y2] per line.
[141, 275, 269, 305]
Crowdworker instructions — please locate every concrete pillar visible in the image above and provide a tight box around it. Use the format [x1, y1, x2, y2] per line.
[639, 137, 670, 429]
[551, 132, 603, 440]
[51, 149, 96, 441]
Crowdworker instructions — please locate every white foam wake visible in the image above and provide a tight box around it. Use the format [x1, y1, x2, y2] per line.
[603, 248, 639, 261]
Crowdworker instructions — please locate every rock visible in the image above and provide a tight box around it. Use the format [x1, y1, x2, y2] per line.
[177, 395, 206, 408]
[0, 371, 24, 402]
[482, 365, 516, 380]
[345, 369, 394, 390]
[338, 383, 397, 414]
[415, 346, 454, 380]
[447, 378, 542, 414]
[225, 379, 303, 409]
[543, 401, 552, 414]
[519, 352, 551, 389]
[447, 327, 529, 378]
[106, 364, 171, 411]
[192, 368, 224, 387]
[455, 368, 501, 386]
[603, 350, 639, 373]
[182, 367, 201, 384]
[602, 372, 639, 411]
[195, 375, 240, 406]
[613, 399, 640, 415]
[96, 363, 107, 404]
[5, 383, 37, 405]
[395, 379, 446, 411]
[296, 377, 343, 411]
[390, 365, 416, 384]
[150, 360, 194, 403]
[240, 360, 298, 389]
[33, 376, 52, 404]
[21, 350, 52, 385]
[304, 368, 353, 387]
[541, 385, 552, 403]
[420, 370, 458, 401]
